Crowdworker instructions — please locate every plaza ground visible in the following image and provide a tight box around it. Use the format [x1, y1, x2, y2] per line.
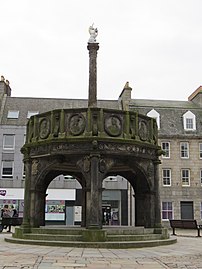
[0, 229, 202, 268]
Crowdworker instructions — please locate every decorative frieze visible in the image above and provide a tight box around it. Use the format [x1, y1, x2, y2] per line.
[25, 108, 158, 147]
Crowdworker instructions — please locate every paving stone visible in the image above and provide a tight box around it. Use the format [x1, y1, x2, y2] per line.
[1, 231, 202, 268]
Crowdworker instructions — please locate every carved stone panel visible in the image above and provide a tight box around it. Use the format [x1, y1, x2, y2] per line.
[53, 113, 60, 137]
[104, 115, 122, 137]
[28, 118, 34, 142]
[138, 119, 149, 141]
[68, 113, 86, 136]
[31, 159, 39, 175]
[39, 118, 50, 139]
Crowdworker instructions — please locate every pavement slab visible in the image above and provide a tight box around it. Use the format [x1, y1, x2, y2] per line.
[0, 229, 202, 268]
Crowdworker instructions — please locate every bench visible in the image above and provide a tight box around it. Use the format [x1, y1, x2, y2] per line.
[170, 219, 201, 237]
[0, 217, 23, 232]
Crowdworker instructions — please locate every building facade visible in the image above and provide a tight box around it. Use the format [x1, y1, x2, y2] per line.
[0, 76, 202, 226]
[119, 84, 202, 226]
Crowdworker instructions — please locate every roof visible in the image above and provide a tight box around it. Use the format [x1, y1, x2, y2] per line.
[0, 96, 119, 125]
[129, 99, 199, 109]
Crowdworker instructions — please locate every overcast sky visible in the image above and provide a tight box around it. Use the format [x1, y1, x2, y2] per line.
[1, 1, 202, 101]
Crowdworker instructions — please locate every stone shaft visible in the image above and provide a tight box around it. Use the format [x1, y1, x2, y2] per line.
[87, 43, 99, 107]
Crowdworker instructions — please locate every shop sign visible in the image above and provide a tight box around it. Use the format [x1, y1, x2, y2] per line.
[0, 190, 6, 196]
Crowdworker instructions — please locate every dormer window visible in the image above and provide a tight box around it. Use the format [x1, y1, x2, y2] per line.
[147, 109, 160, 129]
[183, 111, 196, 131]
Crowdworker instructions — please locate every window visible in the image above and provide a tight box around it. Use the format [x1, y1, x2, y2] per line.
[186, 118, 193, 129]
[147, 109, 160, 129]
[199, 143, 202, 159]
[3, 135, 15, 150]
[27, 111, 39, 119]
[7, 110, 19, 119]
[161, 142, 170, 158]
[162, 169, 171, 186]
[162, 202, 173, 220]
[181, 169, 190, 186]
[183, 111, 196, 130]
[180, 142, 189, 158]
[1, 161, 13, 178]
[200, 170, 202, 186]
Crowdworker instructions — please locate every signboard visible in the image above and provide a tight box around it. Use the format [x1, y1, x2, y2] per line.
[0, 188, 75, 200]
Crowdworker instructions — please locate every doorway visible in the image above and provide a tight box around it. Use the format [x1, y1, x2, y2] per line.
[180, 201, 194, 219]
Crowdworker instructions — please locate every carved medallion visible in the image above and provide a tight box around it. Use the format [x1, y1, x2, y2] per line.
[39, 118, 50, 139]
[138, 120, 149, 141]
[104, 115, 122, 137]
[69, 114, 86, 136]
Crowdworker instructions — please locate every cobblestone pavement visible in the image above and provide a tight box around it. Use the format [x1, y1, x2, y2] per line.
[0, 229, 202, 268]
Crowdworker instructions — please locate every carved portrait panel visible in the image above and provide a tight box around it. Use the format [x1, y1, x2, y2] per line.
[39, 118, 50, 139]
[69, 113, 86, 136]
[104, 115, 122, 137]
[138, 120, 149, 141]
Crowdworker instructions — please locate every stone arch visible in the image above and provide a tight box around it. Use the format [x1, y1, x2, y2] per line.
[103, 158, 160, 228]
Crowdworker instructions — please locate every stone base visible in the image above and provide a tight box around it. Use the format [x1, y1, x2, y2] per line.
[82, 229, 106, 242]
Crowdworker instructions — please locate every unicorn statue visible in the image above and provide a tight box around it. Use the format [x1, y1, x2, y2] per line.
[88, 24, 98, 43]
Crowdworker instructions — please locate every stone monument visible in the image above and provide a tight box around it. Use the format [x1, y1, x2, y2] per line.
[7, 26, 175, 248]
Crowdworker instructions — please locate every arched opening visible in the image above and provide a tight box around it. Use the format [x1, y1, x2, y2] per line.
[102, 159, 155, 228]
[23, 154, 159, 229]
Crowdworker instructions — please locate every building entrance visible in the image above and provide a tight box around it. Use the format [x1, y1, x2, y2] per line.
[180, 201, 194, 219]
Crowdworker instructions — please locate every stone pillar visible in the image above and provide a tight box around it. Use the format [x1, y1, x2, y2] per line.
[85, 155, 103, 229]
[22, 160, 32, 231]
[153, 159, 162, 228]
[81, 187, 87, 227]
[87, 43, 99, 108]
[29, 187, 46, 228]
[34, 188, 46, 227]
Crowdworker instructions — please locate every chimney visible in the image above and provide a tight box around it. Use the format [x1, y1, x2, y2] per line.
[0, 76, 12, 96]
[118, 82, 132, 111]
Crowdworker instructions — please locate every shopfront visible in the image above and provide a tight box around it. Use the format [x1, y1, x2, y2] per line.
[0, 188, 75, 224]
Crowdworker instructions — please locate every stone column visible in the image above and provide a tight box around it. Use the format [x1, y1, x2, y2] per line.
[87, 43, 99, 108]
[85, 155, 103, 229]
[153, 159, 162, 227]
[34, 188, 46, 227]
[81, 187, 87, 227]
[22, 160, 32, 231]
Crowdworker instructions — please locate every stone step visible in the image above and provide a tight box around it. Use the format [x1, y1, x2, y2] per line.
[21, 233, 82, 242]
[10, 227, 174, 249]
[17, 232, 165, 242]
[29, 227, 162, 236]
[30, 227, 83, 235]
[106, 234, 166, 241]
[5, 237, 177, 249]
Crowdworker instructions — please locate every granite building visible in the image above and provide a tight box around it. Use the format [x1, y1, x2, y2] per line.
[120, 84, 202, 226]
